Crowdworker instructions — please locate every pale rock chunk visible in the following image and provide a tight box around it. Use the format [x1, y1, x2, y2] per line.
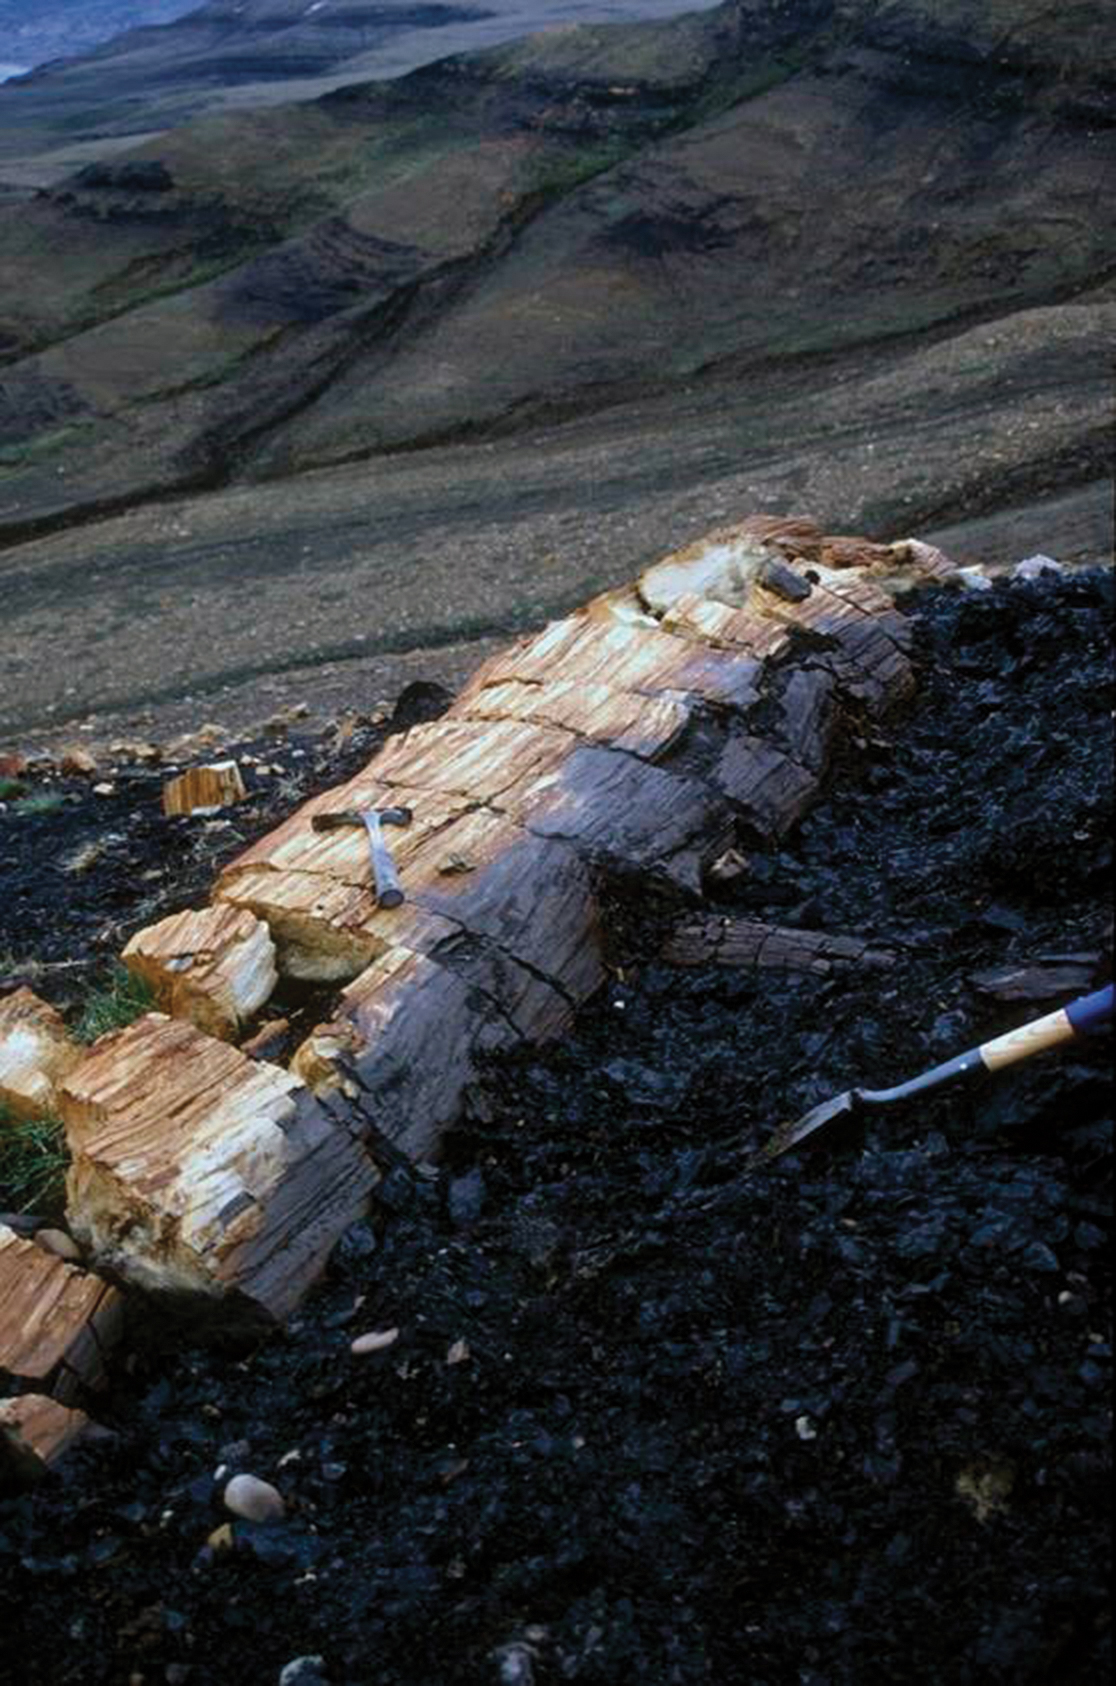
[0, 987, 81, 1121]
[33, 1226, 83, 1263]
[122, 904, 278, 1041]
[351, 1327, 400, 1355]
[224, 1472, 285, 1522]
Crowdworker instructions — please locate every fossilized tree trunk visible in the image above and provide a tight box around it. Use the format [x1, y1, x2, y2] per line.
[58, 514, 952, 1318]
[209, 516, 924, 1160]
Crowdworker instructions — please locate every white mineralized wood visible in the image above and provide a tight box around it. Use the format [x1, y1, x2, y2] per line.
[122, 904, 278, 1040]
[59, 1014, 377, 1325]
[0, 987, 81, 1121]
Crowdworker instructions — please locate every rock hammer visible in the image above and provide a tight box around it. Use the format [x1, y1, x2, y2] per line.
[311, 804, 413, 908]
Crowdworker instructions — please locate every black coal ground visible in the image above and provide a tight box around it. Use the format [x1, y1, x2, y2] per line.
[0, 573, 1112, 1686]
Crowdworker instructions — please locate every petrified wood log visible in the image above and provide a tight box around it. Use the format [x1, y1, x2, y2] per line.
[0, 987, 81, 1121]
[59, 1014, 377, 1324]
[60, 516, 948, 1313]
[121, 904, 278, 1040]
[0, 1223, 123, 1404]
[202, 519, 934, 1169]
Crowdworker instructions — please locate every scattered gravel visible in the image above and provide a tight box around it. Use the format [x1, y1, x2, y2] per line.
[0, 573, 1110, 1685]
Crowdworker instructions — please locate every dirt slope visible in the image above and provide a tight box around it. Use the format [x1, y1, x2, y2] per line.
[0, 0, 1112, 743]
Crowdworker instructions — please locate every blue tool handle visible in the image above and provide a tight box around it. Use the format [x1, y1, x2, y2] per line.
[1066, 983, 1114, 1036]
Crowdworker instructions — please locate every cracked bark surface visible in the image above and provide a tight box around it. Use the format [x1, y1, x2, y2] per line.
[663, 917, 898, 974]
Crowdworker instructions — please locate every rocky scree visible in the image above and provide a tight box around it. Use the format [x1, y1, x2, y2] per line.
[0, 572, 1111, 1685]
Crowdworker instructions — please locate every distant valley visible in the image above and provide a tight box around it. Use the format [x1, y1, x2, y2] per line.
[0, 0, 1111, 742]
[0, 1, 199, 75]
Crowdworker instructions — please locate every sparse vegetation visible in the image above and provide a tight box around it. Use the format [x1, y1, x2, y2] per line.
[0, 777, 28, 800]
[524, 138, 633, 201]
[0, 1105, 70, 1216]
[11, 792, 67, 818]
[0, 421, 96, 471]
[74, 963, 156, 1043]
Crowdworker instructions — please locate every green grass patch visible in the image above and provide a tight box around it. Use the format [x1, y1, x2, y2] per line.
[524, 138, 633, 201]
[0, 777, 28, 800]
[11, 791, 66, 818]
[0, 1106, 70, 1217]
[74, 963, 156, 1044]
[0, 421, 96, 471]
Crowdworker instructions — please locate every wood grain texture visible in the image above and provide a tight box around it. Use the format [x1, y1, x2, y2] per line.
[0, 1393, 93, 1490]
[0, 1223, 123, 1404]
[162, 760, 247, 817]
[663, 918, 897, 973]
[457, 613, 763, 714]
[122, 904, 278, 1039]
[60, 1015, 377, 1324]
[0, 987, 81, 1121]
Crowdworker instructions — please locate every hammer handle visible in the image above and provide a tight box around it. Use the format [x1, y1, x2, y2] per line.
[362, 811, 405, 909]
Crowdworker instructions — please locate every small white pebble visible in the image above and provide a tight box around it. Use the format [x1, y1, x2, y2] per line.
[351, 1326, 400, 1356]
[446, 1338, 471, 1366]
[795, 1415, 818, 1441]
[1012, 553, 1063, 580]
[224, 1473, 285, 1523]
[33, 1227, 82, 1263]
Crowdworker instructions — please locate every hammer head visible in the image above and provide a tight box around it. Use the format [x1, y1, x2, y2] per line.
[312, 805, 413, 831]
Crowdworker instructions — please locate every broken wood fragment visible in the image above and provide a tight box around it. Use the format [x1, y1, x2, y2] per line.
[162, 760, 247, 817]
[0, 987, 81, 1121]
[122, 904, 278, 1040]
[217, 859, 457, 981]
[240, 1016, 291, 1062]
[969, 958, 1100, 1003]
[61, 514, 945, 1333]
[0, 1393, 95, 1491]
[60, 1014, 377, 1325]
[0, 1223, 123, 1404]
[663, 917, 897, 973]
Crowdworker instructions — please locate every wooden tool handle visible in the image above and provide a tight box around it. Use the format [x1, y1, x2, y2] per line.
[980, 983, 1113, 1073]
[979, 1006, 1076, 1071]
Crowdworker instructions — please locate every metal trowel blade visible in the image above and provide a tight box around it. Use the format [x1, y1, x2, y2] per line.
[746, 1090, 858, 1171]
